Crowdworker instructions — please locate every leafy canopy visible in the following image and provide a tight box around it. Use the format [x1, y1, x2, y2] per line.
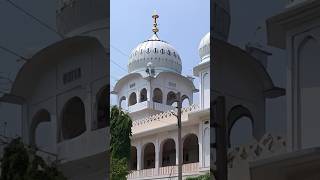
[110, 106, 132, 180]
[0, 138, 66, 180]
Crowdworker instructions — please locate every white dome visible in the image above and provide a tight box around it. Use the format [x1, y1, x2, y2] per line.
[128, 34, 182, 74]
[198, 32, 210, 62]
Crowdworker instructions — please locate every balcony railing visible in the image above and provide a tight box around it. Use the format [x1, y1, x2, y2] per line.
[132, 104, 199, 127]
[128, 101, 175, 113]
[127, 163, 199, 179]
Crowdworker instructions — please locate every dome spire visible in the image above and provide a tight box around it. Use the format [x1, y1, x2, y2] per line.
[152, 10, 159, 34]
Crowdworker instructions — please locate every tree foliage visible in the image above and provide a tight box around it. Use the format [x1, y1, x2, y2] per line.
[186, 173, 210, 180]
[110, 157, 128, 180]
[0, 138, 66, 180]
[110, 106, 132, 180]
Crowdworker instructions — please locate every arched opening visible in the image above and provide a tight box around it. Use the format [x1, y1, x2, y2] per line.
[143, 143, 155, 169]
[61, 97, 86, 140]
[96, 86, 108, 130]
[130, 146, 137, 170]
[229, 117, 254, 147]
[183, 134, 199, 164]
[166, 91, 177, 105]
[161, 139, 176, 167]
[119, 96, 127, 110]
[228, 105, 254, 147]
[153, 88, 163, 103]
[30, 109, 52, 150]
[140, 88, 147, 102]
[181, 95, 190, 108]
[129, 92, 137, 106]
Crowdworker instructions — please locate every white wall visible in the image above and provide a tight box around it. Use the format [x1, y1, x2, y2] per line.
[25, 41, 108, 163]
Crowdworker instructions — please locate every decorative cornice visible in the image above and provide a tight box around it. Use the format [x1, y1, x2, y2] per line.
[132, 104, 199, 127]
[226, 133, 286, 168]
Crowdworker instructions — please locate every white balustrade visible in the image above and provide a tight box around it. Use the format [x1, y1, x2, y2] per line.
[132, 104, 199, 126]
[127, 163, 199, 179]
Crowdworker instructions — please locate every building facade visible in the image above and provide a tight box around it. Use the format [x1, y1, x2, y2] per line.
[249, 1, 320, 179]
[0, 0, 109, 179]
[112, 13, 210, 179]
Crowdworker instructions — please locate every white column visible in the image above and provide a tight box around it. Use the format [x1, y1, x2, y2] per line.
[136, 89, 140, 103]
[198, 123, 203, 168]
[146, 85, 151, 101]
[155, 139, 160, 175]
[137, 144, 142, 170]
[204, 125, 210, 167]
[200, 72, 204, 109]
[163, 89, 167, 104]
[149, 80, 153, 102]
[22, 104, 29, 143]
[51, 114, 57, 152]
[85, 85, 92, 131]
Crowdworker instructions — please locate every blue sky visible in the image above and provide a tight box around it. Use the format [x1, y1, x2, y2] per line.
[110, 0, 210, 105]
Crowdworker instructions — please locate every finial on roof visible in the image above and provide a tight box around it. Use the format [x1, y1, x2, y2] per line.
[152, 10, 159, 34]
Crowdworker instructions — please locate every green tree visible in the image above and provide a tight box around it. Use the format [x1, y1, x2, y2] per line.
[186, 173, 210, 180]
[0, 138, 66, 180]
[110, 106, 132, 180]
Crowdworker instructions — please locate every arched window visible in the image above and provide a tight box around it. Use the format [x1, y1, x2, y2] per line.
[61, 97, 86, 140]
[230, 117, 253, 148]
[166, 91, 177, 105]
[130, 146, 137, 170]
[181, 95, 190, 108]
[95, 86, 108, 130]
[129, 92, 137, 106]
[140, 88, 147, 102]
[153, 88, 163, 103]
[143, 143, 155, 169]
[228, 105, 254, 147]
[30, 109, 52, 150]
[119, 96, 127, 110]
[161, 139, 176, 167]
[183, 134, 199, 164]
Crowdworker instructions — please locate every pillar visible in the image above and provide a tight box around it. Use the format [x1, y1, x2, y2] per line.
[137, 144, 142, 170]
[155, 139, 160, 174]
[162, 89, 166, 105]
[136, 89, 140, 104]
[199, 123, 203, 168]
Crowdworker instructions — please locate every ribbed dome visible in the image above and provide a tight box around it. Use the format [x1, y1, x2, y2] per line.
[128, 34, 182, 74]
[198, 32, 210, 62]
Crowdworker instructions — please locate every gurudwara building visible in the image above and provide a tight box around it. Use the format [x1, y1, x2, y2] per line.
[0, 0, 109, 179]
[112, 13, 211, 179]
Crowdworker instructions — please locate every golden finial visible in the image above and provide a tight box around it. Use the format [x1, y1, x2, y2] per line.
[152, 10, 159, 34]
